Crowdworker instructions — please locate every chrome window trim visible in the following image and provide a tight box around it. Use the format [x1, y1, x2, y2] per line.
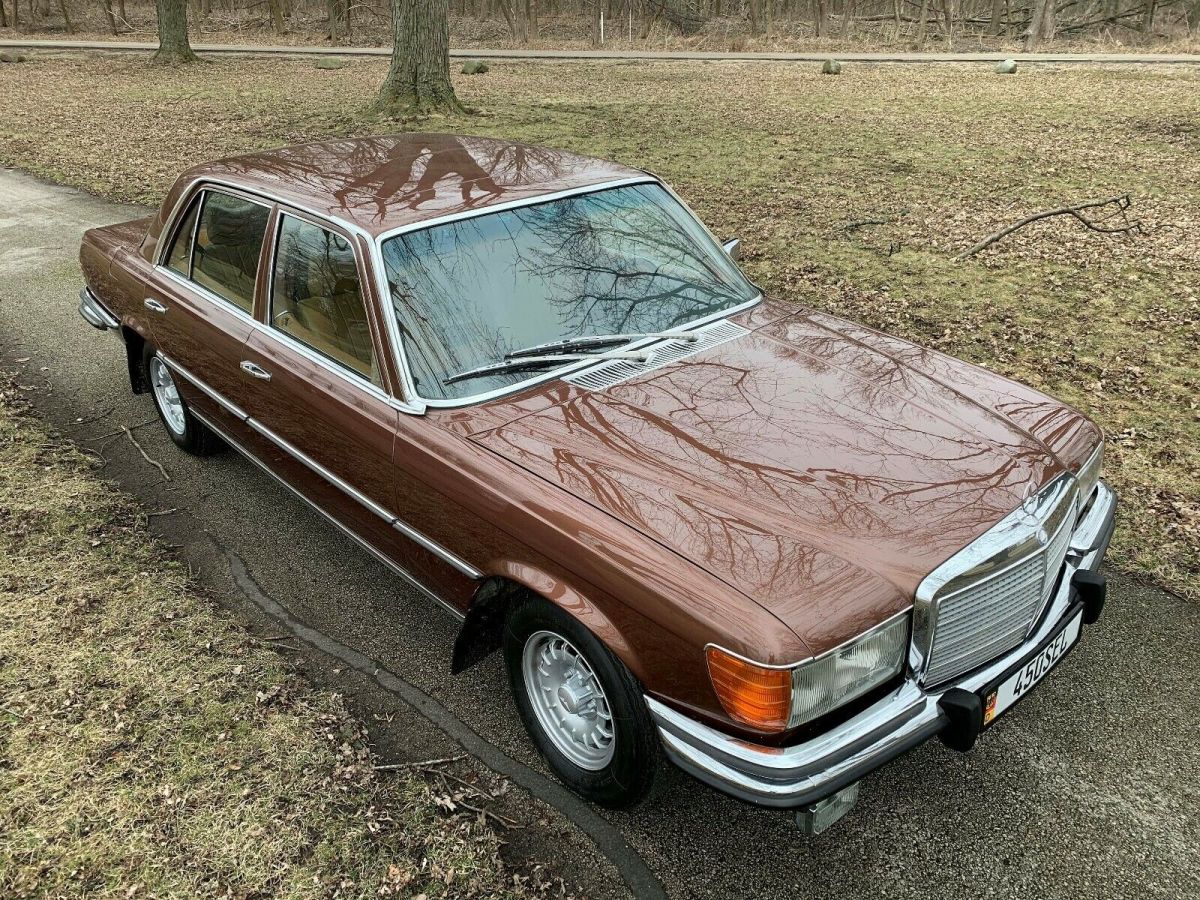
[910, 473, 1079, 680]
[264, 210, 386, 390]
[159, 186, 272, 315]
[370, 176, 764, 410]
[155, 253, 413, 414]
[160, 352, 481, 580]
[189, 407, 466, 622]
[151, 175, 425, 416]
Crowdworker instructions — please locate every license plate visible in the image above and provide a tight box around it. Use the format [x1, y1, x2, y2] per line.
[983, 610, 1083, 726]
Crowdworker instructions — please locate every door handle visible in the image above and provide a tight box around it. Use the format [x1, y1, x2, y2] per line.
[240, 361, 272, 381]
[144, 298, 168, 314]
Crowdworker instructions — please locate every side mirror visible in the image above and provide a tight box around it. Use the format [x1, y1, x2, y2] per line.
[722, 238, 741, 261]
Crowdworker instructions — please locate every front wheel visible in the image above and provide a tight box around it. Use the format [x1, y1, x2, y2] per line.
[504, 594, 660, 809]
[144, 345, 223, 456]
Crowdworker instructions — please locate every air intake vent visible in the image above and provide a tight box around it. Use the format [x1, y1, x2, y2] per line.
[565, 320, 749, 391]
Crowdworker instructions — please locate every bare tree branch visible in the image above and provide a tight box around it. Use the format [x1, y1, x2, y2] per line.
[954, 194, 1141, 261]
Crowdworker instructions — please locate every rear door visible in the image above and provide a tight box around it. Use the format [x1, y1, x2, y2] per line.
[141, 187, 271, 440]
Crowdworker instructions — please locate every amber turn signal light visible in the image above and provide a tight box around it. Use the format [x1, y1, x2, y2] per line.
[705, 646, 792, 732]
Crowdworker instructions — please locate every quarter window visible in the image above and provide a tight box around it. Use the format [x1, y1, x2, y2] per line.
[188, 191, 270, 313]
[270, 214, 379, 385]
[164, 198, 199, 277]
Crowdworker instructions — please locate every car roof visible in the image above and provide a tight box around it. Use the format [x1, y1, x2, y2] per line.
[183, 134, 649, 238]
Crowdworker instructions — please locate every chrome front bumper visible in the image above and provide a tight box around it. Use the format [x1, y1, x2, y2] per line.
[78, 286, 120, 331]
[648, 480, 1117, 809]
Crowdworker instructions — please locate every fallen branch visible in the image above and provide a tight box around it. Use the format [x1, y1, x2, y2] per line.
[844, 217, 892, 232]
[954, 194, 1140, 261]
[121, 425, 171, 482]
[455, 798, 520, 829]
[374, 754, 467, 771]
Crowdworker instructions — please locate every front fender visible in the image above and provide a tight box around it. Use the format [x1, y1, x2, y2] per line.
[452, 562, 640, 680]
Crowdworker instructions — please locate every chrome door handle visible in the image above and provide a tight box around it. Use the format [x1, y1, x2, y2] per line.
[239, 361, 272, 381]
[144, 298, 168, 314]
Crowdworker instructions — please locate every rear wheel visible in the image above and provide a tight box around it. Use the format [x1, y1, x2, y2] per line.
[144, 345, 223, 456]
[504, 594, 659, 808]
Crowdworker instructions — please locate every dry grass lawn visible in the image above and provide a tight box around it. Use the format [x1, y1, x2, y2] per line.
[0, 375, 557, 897]
[0, 53, 1196, 605]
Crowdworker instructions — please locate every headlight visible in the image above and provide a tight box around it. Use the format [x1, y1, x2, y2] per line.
[788, 613, 909, 727]
[1075, 439, 1104, 504]
[705, 612, 909, 733]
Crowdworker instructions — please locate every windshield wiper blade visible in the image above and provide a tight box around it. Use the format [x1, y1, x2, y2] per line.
[504, 330, 701, 360]
[443, 350, 650, 386]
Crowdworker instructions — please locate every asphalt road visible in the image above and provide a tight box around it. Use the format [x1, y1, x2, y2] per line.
[2, 37, 1199, 65]
[2, 168, 1198, 899]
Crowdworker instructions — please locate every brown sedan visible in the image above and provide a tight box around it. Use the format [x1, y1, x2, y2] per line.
[79, 134, 1115, 832]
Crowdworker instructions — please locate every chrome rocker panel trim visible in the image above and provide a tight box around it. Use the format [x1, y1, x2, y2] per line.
[78, 286, 121, 331]
[160, 352, 483, 581]
[647, 480, 1116, 809]
[190, 407, 467, 623]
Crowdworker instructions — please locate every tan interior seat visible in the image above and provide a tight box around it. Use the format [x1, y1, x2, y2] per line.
[272, 227, 378, 384]
[193, 198, 266, 310]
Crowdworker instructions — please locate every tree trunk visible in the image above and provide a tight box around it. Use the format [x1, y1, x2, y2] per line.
[153, 0, 199, 64]
[266, 0, 285, 34]
[327, 0, 347, 43]
[101, 0, 118, 33]
[57, 0, 70, 30]
[916, 0, 930, 44]
[0, 0, 8, 28]
[377, 0, 463, 115]
[1023, 0, 1055, 49]
[1140, 0, 1157, 32]
[987, 0, 1004, 34]
[840, 0, 856, 36]
[500, 0, 529, 42]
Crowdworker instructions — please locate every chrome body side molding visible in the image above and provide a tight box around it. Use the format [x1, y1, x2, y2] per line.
[647, 480, 1116, 809]
[161, 352, 482, 581]
[190, 407, 466, 622]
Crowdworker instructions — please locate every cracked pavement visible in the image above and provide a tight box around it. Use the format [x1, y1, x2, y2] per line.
[2, 168, 1198, 900]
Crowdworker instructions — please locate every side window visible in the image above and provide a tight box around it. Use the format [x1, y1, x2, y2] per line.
[164, 198, 200, 277]
[191, 192, 270, 313]
[270, 215, 379, 385]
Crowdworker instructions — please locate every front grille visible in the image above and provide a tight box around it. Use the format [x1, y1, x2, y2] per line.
[920, 479, 1077, 687]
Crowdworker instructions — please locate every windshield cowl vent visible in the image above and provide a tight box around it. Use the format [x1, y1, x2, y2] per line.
[565, 320, 750, 392]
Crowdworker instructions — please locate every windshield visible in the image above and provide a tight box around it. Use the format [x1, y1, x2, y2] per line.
[380, 183, 758, 402]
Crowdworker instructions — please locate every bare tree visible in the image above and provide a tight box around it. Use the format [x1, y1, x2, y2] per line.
[1024, 0, 1056, 48]
[377, 0, 462, 115]
[153, 0, 199, 64]
[266, 0, 286, 34]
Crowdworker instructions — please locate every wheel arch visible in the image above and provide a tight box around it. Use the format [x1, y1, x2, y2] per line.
[451, 565, 639, 678]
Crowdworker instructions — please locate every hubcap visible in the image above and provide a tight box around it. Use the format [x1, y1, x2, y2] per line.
[149, 355, 186, 437]
[522, 630, 615, 770]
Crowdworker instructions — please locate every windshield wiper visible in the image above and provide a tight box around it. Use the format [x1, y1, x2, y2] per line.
[504, 330, 701, 360]
[443, 350, 650, 386]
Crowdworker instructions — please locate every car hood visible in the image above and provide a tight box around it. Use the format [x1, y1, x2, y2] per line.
[469, 303, 1078, 655]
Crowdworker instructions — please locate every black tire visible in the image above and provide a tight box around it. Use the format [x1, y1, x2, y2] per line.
[504, 593, 660, 809]
[142, 344, 224, 456]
